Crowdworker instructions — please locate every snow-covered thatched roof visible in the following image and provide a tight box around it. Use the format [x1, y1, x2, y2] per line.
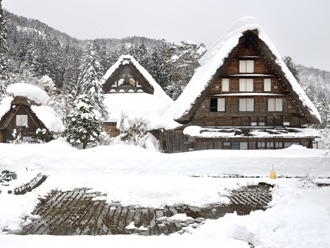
[7, 83, 50, 105]
[0, 83, 64, 132]
[164, 17, 321, 124]
[101, 55, 178, 130]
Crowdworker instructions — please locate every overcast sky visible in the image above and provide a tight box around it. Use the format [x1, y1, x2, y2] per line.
[3, 0, 330, 71]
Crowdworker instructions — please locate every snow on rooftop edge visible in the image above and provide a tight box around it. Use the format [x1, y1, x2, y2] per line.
[31, 106, 65, 133]
[101, 55, 172, 103]
[6, 83, 50, 105]
[165, 17, 321, 122]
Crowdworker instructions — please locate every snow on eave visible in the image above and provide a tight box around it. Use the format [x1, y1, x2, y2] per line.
[165, 17, 320, 123]
[6, 83, 49, 105]
[0, 96, 14, 121]
[31, 105, 65, 133]
[101, 55, 172, 103]
[256, 33, 321, 123]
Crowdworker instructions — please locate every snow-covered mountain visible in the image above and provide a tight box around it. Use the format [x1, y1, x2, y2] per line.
[297, 64, 330, 101]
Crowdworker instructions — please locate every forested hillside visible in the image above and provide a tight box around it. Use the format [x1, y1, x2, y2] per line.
[3, 10, 206, 99]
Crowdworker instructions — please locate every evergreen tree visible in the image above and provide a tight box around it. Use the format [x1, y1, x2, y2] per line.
[161, 40, 206, 99]
[283, 56, 300, 82]
[0, 0, 10, 95]
[64, 95, 101, 149]
[78, 42, 107, 119]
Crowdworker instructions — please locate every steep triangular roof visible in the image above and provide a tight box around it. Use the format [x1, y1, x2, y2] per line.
[165, 17, 321, 124]
[101, 55, 176, 129]
[102, 55, 168, 98]
[0, 83, 64, 133]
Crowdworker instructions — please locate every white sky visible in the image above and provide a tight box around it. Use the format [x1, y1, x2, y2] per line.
[3, 0, 330, 71]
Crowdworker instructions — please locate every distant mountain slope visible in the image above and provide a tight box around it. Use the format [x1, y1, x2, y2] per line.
[4, 10, 81, 47]
[4, 10, 169, 51]
[297, 64, 330, 101]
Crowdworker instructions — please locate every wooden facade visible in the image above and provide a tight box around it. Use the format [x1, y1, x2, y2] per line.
[103, 59, 154, 95]
[160, 30, 320, 153]
[0, 96, 48, 143]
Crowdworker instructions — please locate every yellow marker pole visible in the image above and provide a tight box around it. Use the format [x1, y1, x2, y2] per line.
[270, 164, 277, 179]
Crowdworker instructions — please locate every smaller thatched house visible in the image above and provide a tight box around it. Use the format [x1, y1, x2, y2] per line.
[0, 83, 64, 143]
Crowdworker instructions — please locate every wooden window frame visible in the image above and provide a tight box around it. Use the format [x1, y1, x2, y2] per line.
[222, 78, 230, 92]
[268, 98, 283, 112]
[210, 98, 225, 112]
[16, 114, 28, 127]
[239, 78, 254, 92]
[239, 60, 254, 73]
[239, 98, 254, 112]
[264, 78, 271, 92]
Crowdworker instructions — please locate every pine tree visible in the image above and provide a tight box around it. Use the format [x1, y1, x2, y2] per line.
[283, 56, 300, 82]
[161, 40, 206, 99]
[64, 95, 101, 149]
[77, 42, 107, 118]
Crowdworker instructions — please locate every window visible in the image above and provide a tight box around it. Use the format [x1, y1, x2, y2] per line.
[210, 98, 225, 112]
[240, 142, 248, 150]
[239, 79, 254, 92]
[268, 98, 283, 112]
[239, 60, 254, 73]
[264, 78, 271, 92]
[16, 115, 28, 127]
[239, 98, 254, 111]
[217, 98, 225, 112]
[223, 142, 231, 149]
[258, 142, 265, 148]
[222, 78, 229, 92]
[267, 142, 274, 148]
[232, 142, 240, 150]
[275, 142, 283, 148]
[210, 98, 217, 112]
[284, 142, 300, 148]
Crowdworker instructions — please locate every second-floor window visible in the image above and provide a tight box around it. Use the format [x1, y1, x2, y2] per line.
[239, 79, 254, 92]
[239, 60, 254, 73]
[268, 98, 283, 111]
[210, 98, 225, 112]
[239, 98, 254, 111]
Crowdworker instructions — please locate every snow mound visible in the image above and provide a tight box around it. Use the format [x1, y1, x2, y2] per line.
[7, 83, 49, 105]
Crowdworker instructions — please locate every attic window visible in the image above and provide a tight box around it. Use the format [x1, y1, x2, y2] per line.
[16, 115, 28, 127]
[264, 78, 271, 92]
[239, 60, 254, 73]
[222, 79, 230, 92]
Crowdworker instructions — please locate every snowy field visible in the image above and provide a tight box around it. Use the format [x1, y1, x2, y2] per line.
[0, 139, 330, 248]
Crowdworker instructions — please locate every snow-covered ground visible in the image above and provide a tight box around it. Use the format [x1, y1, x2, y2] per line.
[0, 139, 330, 247]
